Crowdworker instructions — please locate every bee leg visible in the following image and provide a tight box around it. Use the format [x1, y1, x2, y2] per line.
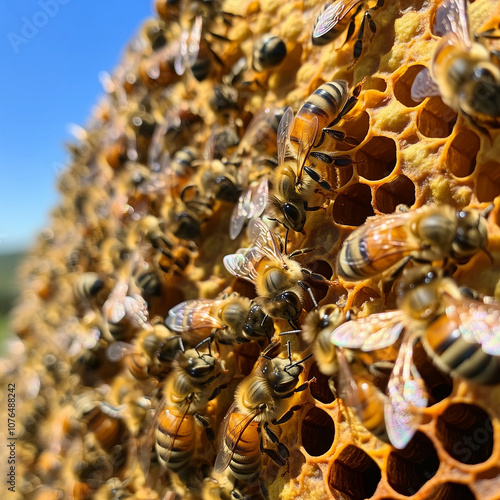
[194, 413, 216, 448]
[322, 128, 360, 146]
[259, 429, 287, 467]
[303, 201, 322, 211]
[207, 384, 227, 401]
[303, 166, 332, 191]
[300, 269, 336, 287]
[288, 247, 314, 259]
[297, 280, 318, 308]
[341, 3, 364, 48]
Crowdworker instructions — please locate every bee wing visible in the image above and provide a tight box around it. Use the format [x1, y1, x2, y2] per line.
[336, 348, 361, 412]
[214, 401, 259, 474]
[313, 0, 361, 39]
[445, 297, 500, 356]
[433, 0, 471, 48]
[166, 299, 223, 332]
[174, 29, 190, 75]
[296, 115, 319, 182]
[124, 294, 151, 330]
[277, 106, 294, 166]
[249, 177, 269, 218]
[223, 251, 261, 283]
[330, 310, 406, 351]
[229, 191, 250, 240]
[384, 332, 428, 449]
[103, 281, 129, 323]
[247, 217, 286, 266]
[187, 15, 203, 67]
[410, 67, 441, 102]
[239, 107, 275, 153]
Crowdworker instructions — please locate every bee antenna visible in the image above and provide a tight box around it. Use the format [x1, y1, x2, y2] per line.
[279, 329, 301, 336]
[286, 340, 292, 363]
[481, 203, 494, 219]
[287, 353, 313, 371]
[284, 226, 289, 255]
[194, 336, 212, 357]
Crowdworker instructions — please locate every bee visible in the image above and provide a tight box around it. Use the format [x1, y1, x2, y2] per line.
[336, 203, 492, 282]
[214, 341, 313, 482]
[94, 477, 132, 500]
[327, 265, 500, 448]
[229, 107, 285, 239]
[165, 292, 275, 344]
[252, 34, 287, 72]
[155, 0, 181, 23]
[291, 80, 363, 152]
[74, 272, 105, 301]
[224, 218, 330, 325]
[155, 341, 228, 472]
[411, 0, 500, 133]
[106, 319, 183, 381]
[312, 0, 385, 59]
[302, 305, 389, 442]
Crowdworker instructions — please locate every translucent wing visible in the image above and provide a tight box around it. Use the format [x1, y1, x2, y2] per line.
[277, 107, 294, 166]
[445, 297, 500, 356]
[249, 177, 269, 218]
[103, 281, 129, 324]
[384, 331, 427, 449]
[124, 294, 151, 330]
[433, 0, 471, 48]
[174, 29, 190, 75]
[214, 402, 260, 474]
[223, 251, 261, 283]
[335, 347, 361, 412]
[410, 67, 441, 102]
[187, 15, 203, 67]
[313, 0, 361, 39]
[166, 299, 224, 332]
[238, 106, 280, 155]
[296, 114, 319, 182]
[229, 189, 252, 240]
[330, 310, 406, 351]
[247, 217, 285, 266]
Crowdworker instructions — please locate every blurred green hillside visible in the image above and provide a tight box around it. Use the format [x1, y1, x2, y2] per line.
[0, 251, 25, 342]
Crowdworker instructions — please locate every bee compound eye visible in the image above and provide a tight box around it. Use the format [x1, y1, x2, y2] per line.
[282, 203, 303, 230]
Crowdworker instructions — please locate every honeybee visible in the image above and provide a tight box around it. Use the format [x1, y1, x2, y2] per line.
[74, 272, 105, 301]
[155, 342, 228, 473]
[312, 0, 385, 63]
[410, 0, 500, 133]
[165, 292, 275, 344]
[252, 34, 287, 72]
[302, 305, 389, 442]
[292, 80, 362, 152]
[224, 218, 330, 324]
[214, 341, 313, 482]
[229, 107, 284, 239]
[336, 203, 491, 282]
[328, 265, 500, 448]
[106, 319, 183, 381]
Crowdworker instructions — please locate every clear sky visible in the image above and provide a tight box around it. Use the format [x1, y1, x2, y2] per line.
[0, 0, 154, 254]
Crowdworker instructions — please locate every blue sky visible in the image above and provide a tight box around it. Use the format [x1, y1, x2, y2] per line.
[0, 0, 153, 254]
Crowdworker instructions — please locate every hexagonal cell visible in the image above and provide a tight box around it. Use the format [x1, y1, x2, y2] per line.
[445, 129, 480, 178]
[335, 111, 370, 152]
[427, 482, 476, 500]
[417, 97, 457, 138]
[301, 406, 335, 457]
[308, 362, 336, 404]
[476, 162, 500, 202]
[356, 136, 398, 181]
[412, 341, 452, 406]
[332, 183, 374, 226]
[363, 77, 387, 93]
[328, 445, 382, 500]
[436, 403, 493, 465]
[393, 65, 427, 107]
[387, 431, 439, 496]
[375, 175, 416, 214]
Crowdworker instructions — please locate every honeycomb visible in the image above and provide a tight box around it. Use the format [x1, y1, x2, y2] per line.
[4, 0, 500, 499]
